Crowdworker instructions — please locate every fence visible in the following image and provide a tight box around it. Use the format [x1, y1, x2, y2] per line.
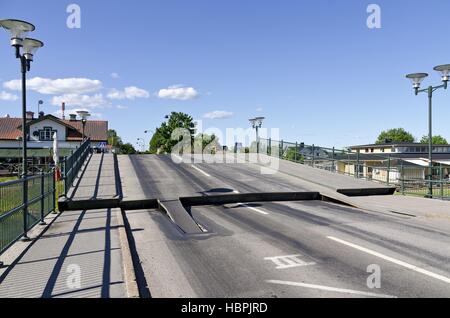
[0, 139, 92, 261]
[259, 138, 450, 200]
[0, 171, 55, 259]
[61, 139, 91, 195]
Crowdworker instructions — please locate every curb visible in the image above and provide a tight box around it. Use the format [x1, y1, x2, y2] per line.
[116, 208, 140, 298]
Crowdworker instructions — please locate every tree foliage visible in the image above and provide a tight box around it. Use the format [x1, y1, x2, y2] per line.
[420, 135, 448, 145]
[107, 129, 122, 147]
[375, 128, 415, 144]
[148, 112, 196, 154]
[119, 143, 137, 155]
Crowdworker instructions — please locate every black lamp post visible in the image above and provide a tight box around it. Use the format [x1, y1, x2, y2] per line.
[406, 64, 450, 198]
[249, 117, 265, 154]
[1, 19, 44, 241]
[38, 99, 43, 114]
[76, 110, 90, 143]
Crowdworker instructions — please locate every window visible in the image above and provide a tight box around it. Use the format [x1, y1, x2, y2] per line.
[38, 127, 56, 141]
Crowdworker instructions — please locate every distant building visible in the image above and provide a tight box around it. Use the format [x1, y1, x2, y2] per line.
[0, 112, 108, 174]
[337, 142, 450, 182]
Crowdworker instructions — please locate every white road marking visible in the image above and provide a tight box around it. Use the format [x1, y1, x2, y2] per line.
[266, 280, 396, 298]
[264, 254, 315, 269]
[238, 203, 269, 215]
[233, 190, 240, 194]
[327, 236, 450, 285]
[191, 164, 211, 177]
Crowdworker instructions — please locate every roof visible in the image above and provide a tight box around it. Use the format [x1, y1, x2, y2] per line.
[349, 142, 450, 149]
[0, 115, 108, 141]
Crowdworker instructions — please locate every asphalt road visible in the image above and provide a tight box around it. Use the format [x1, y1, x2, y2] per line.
[123, 155, 450, 298]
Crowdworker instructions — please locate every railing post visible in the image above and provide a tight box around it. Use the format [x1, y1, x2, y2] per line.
[295, 142, 298, 162]
[387, 154, 391, 186]
[39, 171, 46, 225]
[355, 150, 360, 178]
[268, 138, 271, 156]
[21, 176, 30, 241]
[52, 168, 57, 214]
[332, 147, 335, 172]
[280, 140, 284, 158]
[401, 163, 405, 195]
[312, 144, 315, 167]
[439, 164, 443, 199]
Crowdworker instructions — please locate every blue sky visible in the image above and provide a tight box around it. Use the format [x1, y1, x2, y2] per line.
[1, 0, 450, 149]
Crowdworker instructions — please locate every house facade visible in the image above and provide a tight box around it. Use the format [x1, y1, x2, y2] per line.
[337, 142, 450, 183]
[0, 112, 108, 174]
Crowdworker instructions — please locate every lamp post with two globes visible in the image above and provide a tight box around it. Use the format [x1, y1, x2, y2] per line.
[0, 19, 44, 240]
[405, 64, 450, 198]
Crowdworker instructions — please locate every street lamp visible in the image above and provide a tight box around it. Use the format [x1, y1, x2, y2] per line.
[1, 19, 43, 241]
[38, 100, 43, 114]
[76, 110, 90, 142]
[137, 137, 147, 152]
[406, 64, 450, 198]
[249, 117, 265, 154]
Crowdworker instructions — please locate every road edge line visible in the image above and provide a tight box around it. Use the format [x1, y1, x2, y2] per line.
[116, 208, 140, 298]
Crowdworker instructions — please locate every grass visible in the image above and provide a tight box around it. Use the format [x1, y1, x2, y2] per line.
[0, 176, 18, 183]
[1, 177, 63, 253]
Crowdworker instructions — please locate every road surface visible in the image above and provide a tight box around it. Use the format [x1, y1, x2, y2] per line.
[121, 155, 450, 298]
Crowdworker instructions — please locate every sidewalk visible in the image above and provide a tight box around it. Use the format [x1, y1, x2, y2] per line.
[0, 153, 132, 298]
[0, 208, 126, 298]
[68, 153, 119, 200]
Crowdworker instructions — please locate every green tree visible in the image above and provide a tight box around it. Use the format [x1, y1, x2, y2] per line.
[150, 112, 195, 154]
[420, 135, 448, 145]
[376, 128, 415, 144]
[194, 133, 221, 154]
[107, 129, 122, 147]
[119, 143, 137, 155]
[284, 147, 304, 162]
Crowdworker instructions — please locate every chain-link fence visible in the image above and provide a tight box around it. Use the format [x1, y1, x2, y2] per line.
[260, 138, 450, 200]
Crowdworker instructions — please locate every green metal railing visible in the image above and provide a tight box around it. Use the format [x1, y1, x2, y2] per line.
[259, 138, 450, 200]
[1, 139, 92, 262]
[0, 171, 56, 259]
[61, 139, 91, 195]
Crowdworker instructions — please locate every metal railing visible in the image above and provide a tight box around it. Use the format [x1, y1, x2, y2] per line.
[61, 139, 91, 195]
[259, 138, 450, 200]
[1, 139, 92, 261]
[0, 171, 56, 258]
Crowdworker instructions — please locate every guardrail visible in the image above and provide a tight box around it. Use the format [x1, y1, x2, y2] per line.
[259, 138, 450, 200]
[399, 179, 450, 200]
[0, 139, 92, 263]
[0, 171, 56, 260]
[61, 139, 91, 195]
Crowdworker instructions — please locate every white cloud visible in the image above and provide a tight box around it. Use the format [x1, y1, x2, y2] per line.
[0, 91, 18, 101]
[107, 86, 150, 100]
[110, 72, 120, 79]
[3, 77, 102, 95]
[157, 85, 199, 100]
[51, 94, 108, 108]
[203, 110, 234, 119]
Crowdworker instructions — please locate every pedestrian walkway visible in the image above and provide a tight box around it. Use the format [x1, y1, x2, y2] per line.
[0, 208, 126, 298]
[67, 153, 119, 200]
[0, 152, 131, 298]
